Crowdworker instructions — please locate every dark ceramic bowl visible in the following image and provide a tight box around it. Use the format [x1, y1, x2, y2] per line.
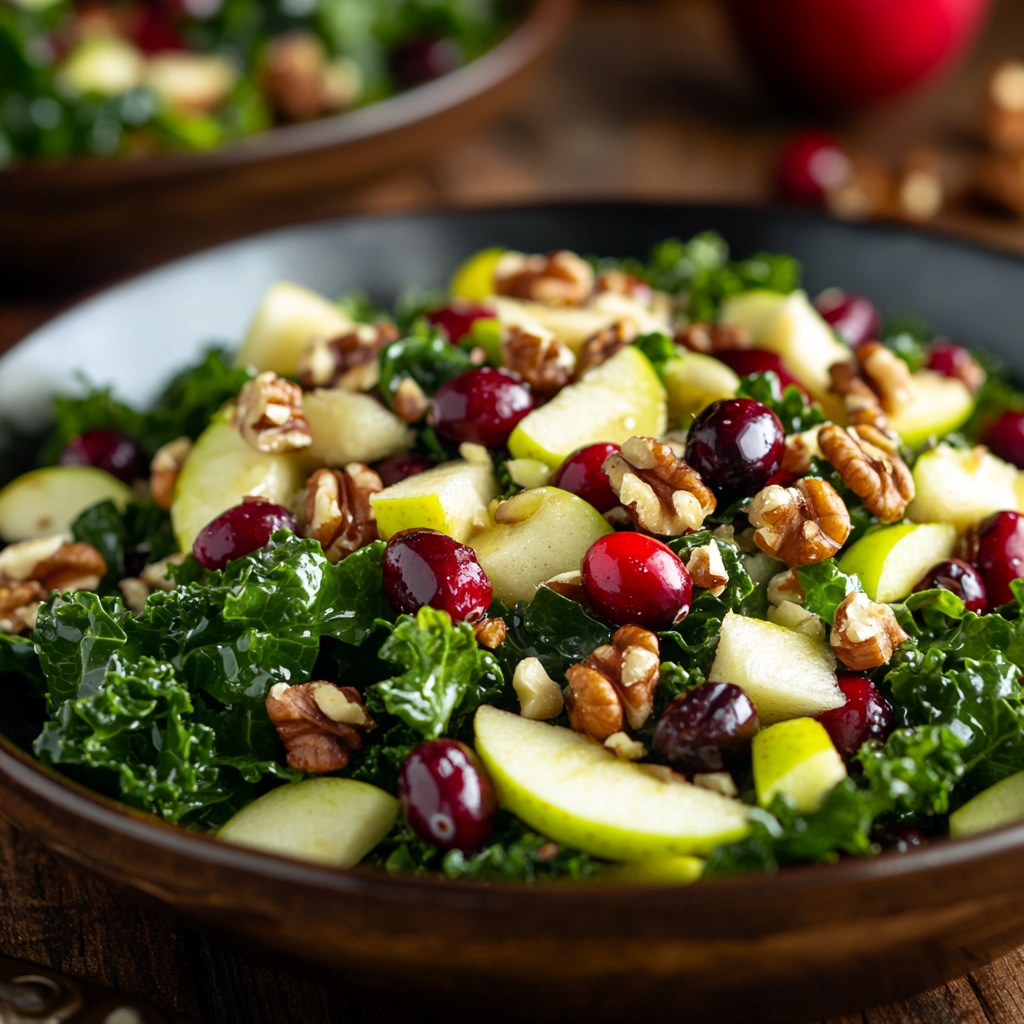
[3, 204, 1024, 1024]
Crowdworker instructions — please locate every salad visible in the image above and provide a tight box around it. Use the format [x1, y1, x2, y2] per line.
[2, 232, 1024, 885]
[0, 0, 519, 163]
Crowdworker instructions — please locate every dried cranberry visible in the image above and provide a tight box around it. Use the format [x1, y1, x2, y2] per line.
[652, 682, 759, 775]
[426, 303, 493, 344]
[925, 340, 984, 393]
[876, 826, 928, 854]
[913, 558, 987, 614]
[552, 442, 621, 514]
[429, 367, 534, 448]
[581, 532, 691, 629]
[382, 528, 492, 623]
[399, 740, 497, 852]
[964, 511, 1024, 608]
[713, 349, 804, 393]
[776, 132, 852, 205]
[192, 498, 296, 571]
[374, 453, 434, 488]
[983, 411, 1024, 469]
[59, 428, 148, 483]
[813, 288, 882, 347]
[815, 677, 894, 763]
[390, 36, 463, 89]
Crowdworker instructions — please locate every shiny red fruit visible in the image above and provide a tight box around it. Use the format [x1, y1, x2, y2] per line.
[390, 36, 463, 89]
[374, 453, 434, 488]
[133, 5, 185, 52]
[429, 367, 534, 448]
[426, 303, 493, 344]
[399, 740, 497, 852]
[814, 288, 882, 347]
[382, 529, 492, 623]
[581, 532, 691, 629]
[965, 511, 1024, 607]
[913, 558, 987, 614]
[877, 826, 928, 853]
[815, 677, 894, 763]
[552, 442, 621, 513]
[192, 498, 296, 572]
[983, 411, 1024, 469]
[775, 132, 852, 204]
[925, 340, 985, 393]
[713, 348, 804, 393]
[59, 428, 148, 483]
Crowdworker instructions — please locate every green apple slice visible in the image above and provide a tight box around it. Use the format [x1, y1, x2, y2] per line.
[949, 770, 1024, 838]
[303, 388, 411, 467]
[707, 612, 843, 725]
[0, 466, 132, 543]
[218, 778, 398, 867]
[469, 487, 612, 604]
[753, 718, 847, 813]
[507, 346, 667, 470]
[664, 351, 740, 419]
[888, 371, 973, 447]
[838, 522, 957, 603]
[605, 856, 704, 885]
[474, 705, 749, 860]
[450, 247, 506, 301]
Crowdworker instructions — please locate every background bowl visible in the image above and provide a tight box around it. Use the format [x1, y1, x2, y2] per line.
[3, 203, 1024, 1024]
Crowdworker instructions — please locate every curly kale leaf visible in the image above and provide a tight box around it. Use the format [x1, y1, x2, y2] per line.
[735, 372, 827, 435]
[796, 559, 862, 624]
[634, 332, 678, 382]
[378, 322, 473, 416]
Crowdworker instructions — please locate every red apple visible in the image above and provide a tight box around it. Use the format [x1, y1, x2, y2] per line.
[725, 0, 991, 114]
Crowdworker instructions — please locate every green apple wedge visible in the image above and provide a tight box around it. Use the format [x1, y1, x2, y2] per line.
[707, 612, 843, 725]
[474, 705, 749, 860]
[664, 351, 740, 419]
[753, 718, 847, 814]
[507, 346, 667, 470]
[469, 487, 612, 604]
[371, 458, 498, 543]
[888, 371, 973, 447]
[0, 465, 132, 543]
[450, 247, 506, 302]
[949, 770, 1024, 838]
[218, 778, 398, 867]
[604, 856, 704, 885]
[171, 407, 305, 552]
[838, 522, 957, 603]
[303, 387, 411, 467]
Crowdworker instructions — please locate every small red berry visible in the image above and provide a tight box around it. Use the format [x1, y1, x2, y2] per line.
[59, 428, 148, 483]
[426, 302, 493, 344]
[925, 340, 985, 393]
[777, 132, 852, 205]
[814, 288, 882, 347]
[983, 411, 1024, 469]
[816, 677, 894, 763]
[964, 511, 1024, 608]
[429, 367, 534, 448]
[552, 442, 621, 513]
[192, 498, 296, 572]
[374, 453, 434, 488]
[913, 558, 987, 614]
[713, 349, 804, 394]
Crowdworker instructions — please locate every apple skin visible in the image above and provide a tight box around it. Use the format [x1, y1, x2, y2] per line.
[450, 247, 506, 302]
[839, 522, 957, 603]
[950, 769, 1024, 838]
[889, 371, 974, 448]
[725, 0, 991, 115]
[753, 718, 847, 813]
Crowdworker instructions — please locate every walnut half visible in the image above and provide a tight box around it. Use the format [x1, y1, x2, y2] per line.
[500, 324, 575, 400]
[831, 592, 909, 671]
[235, 371, 312, 454]
[303, 464, 382, 564]
[747, 478, 851, 568]
[494, 250, 595, 307]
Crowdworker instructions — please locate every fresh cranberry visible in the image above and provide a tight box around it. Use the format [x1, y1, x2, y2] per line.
[374, 453, 433, 488]
[399, 740, 497, 852]
[876, 826, 928, 854]
[133, 5, 185, 52]
[712, 349, 804, 393]
[59, 428, 148, 483]
[581, 532, 691, 629]
[983, 411, 1024, 469]
[776, 132, 852, 205]
[192, 498, 296, 572]
[964, 511, 1024, 608]
[652, 682, 759, 775]
[426, 302, 493, 344]
[815, 677, 894, 763]
[684, 398, 785, 501]
[390, 36, 463, 89]
[552, 443, 621, 514]
[382, 529, 492, 623]
[813, 288, 882, 347]
[429, 367, 534, 448]
[925, 340, 985, 393]
[913, 558, 987, 614]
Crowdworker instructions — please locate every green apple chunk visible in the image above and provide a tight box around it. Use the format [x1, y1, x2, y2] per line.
[507, 346, 667, 470]
[171, 411, 305, 552]
[753, 718, 847, 813]
[888, 371, 973, 447]
[218, 778, 398, 867]
[0, 466, 132, 543]
[474, 705, 749, 861]
[707, 612, 843, 725]
[303, 388, 411, 467]
[839, 522, 957, 603]
[234, 282, 352, 377]
[949, 770, 1024, 838]
[469, 487, 613, 604]
[450, 247, 506, 301]
[664, 351, 740, 419]
[371, 458, 498, 544]
[604, 856, 704, 885]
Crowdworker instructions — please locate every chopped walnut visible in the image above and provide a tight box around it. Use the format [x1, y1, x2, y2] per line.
[500, 324, 575, 400]
[31, 543, 107, 593]
[297, 322, 398, 392]
[747, 479, 851, 568]
[542, 571, 589, 606]
[235, 372, 312, 454]
[781, 426, 824, 477]
[595, 270, 655, 306]
[829, 361, 888, 431]
[473, 617, 507, 650]
[685, 542, 729, 597]
[575, 320, 638, 377]
[391, 378, 430, 423]
[150, 436, 192, 510]
[818, 423, 915, 524]
[693, 772, 739, 799]
[262, 33, 359, 120]
[494, 250, 595, 307]
[766, 568, 805, 607]
[119, 554, 186, 613]
[857, 341, 915, 416]
[604, 732, 647, 761]
[266, 681, 374, 773]
[512, 657, 564, 720]
[0, 579, 46, 634]
[603, 436, 716, 536]
[675, 322, 750, 354]
[831, 592, 909, 671]
[304, 464, 382, 564]
[0, 535, 64, 581]
[118, 577, 150, 614]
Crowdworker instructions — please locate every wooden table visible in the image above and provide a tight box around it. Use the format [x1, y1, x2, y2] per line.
[6, 2, 1024, 1021]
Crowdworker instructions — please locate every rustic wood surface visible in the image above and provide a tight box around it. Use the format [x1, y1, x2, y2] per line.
[6, 1, 1024, 1021]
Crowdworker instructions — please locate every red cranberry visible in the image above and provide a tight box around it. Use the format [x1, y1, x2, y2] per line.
[374, 453, 433, 488]
[581, 532, 691, 629]
[192, 497, 296, 572]
[684, 398, 785, 501]
[876, 826, 928, 854]
[813, 288, 882, 347]
[652, 682, 759, 775]
[964, 511, 1024, 608]
[776, 132, 852, 205]
[552, 442, 621, 514]
[925, 340, 985, 393]
[712, 349, 804, 394]
[133, 5, 185, 52]
[59, 428, 148, 483]
[426, 302, 493, 344]
[429, 367, 534, 448]
[398, 740, 497, 852]
[382, 529, 492, 623]
[390, 36, 463, 89]
[815, 677, 894, 763]
[983, 411, 1024, 469]
[913, 558, 987, 614]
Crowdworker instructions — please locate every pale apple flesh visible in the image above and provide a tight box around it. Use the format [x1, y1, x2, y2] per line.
[753, 718, 847, 813]
[839, 522, 957, 603]
[949, 770, 1024, 838]
[888, 371, 974, 447]
[302, 387, 411, 467]
[664, 350, 741, 419]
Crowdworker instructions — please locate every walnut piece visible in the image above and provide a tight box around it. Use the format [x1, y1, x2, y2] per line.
[766, 568, 806, 607]
[262, 33, 360, 121]
[857, 341, 915, 416]
[985, 61, 1024, 154]
[512, 657, 564, 720]
[564, 625, 660, 741]
[781, 426, 823, 476]
[304, 464, 382, 564]
[266, 681, 374, 773]
[818, 423, 915, 524]
[0, 579, 46, 634]
[603, 436, 716, 536]
[500, 324, 575, 399]
[473, 617, 507, 650]
[235, 371, 312, 454]
[831, 592, 909, 670]
[297, 322, 398, 392]
[685, 542, 729, 597]
[675, 322, 750, 354]
[604, 732, 647, 760]
[595, 270, 654, 306]
[494, 250, 595, 307]
[150, 436, 192, 510]
[575, 320, 638, 377]
[747, 478, 851, 568]
[829, 361, 888, 431]
[33, 542, 107, 593]
[542, 572, 589, 606]
[391, 377, 430, 423]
